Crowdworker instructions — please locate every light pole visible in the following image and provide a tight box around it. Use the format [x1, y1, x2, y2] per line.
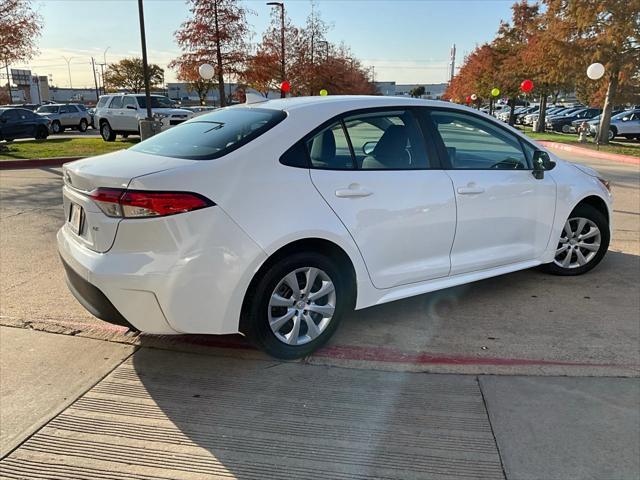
[267, 2, 285, 98]
[62, 56, 74, 89]
[100, 46, 110, 94]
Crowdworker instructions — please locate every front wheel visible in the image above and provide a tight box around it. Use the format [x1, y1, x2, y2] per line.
[51, 120, 62, 134]
[541, 204, 609, 276]
[241, 252, 350, 359]
[35, 126, 48, 140]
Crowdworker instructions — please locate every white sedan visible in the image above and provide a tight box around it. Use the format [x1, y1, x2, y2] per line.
[58, 96, 612, 358]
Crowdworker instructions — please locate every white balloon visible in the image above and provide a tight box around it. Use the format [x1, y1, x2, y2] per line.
[587, 62, 605, 80]
[199, 63, 215, 80]
[470, 94, 478, 101]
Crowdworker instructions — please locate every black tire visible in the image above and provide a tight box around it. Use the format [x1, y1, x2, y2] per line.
[78, 119, 88, 132]
[608, 127, 617, 141]
[100, 121, 116, 142]
[541, 204, 609, 276]
[51, 120, 62, 134]
[35, 126, 48, 140]
[241, 252, 351, 359]
[122, 133, 129, 139]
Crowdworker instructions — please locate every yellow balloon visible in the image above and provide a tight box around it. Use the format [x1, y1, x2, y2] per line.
[319, 89, 328, 96]
[491, 88, 500, 97]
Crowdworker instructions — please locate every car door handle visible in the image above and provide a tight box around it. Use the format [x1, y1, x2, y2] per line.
[335, 185, 373, 198]
[457, 186, 485, 195]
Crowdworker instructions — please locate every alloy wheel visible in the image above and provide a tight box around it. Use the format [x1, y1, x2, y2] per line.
[554, 217, 601, 269]
[268, 267, 336, 346]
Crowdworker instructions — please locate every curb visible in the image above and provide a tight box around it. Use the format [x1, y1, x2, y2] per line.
[0, 157, 83, 170]
[538, 141, 640, 166]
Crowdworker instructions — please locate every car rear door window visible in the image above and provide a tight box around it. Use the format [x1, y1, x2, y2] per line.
[306, 122, 354, 169]
[109, 97, 123, 109]
[429, 110, 529, 170]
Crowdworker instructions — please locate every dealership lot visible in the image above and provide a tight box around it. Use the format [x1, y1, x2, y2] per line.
[1, 151, 638, 376]
[0, 151, 638, 478]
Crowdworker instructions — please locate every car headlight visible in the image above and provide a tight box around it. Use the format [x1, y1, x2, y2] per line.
[153, 113, 168, 119]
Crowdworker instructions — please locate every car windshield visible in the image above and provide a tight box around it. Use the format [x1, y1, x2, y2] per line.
[130, 107, 287, 160]
[37, 106, 59, 113]
[135, 96, 174, 109]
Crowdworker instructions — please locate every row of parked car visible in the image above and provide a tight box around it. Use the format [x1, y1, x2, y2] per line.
[0, 95, 220, 142]
[483, 102, 640, 141]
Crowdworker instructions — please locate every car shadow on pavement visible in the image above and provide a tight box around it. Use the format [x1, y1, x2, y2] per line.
[123, 342, 504, 479]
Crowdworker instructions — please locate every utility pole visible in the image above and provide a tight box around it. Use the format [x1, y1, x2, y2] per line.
[4, 62, 12, 104]
[449, 44, 456, 83]
[91, 57, 99, 102]
[62, 56, 74, 89]
[98, 63, 106, 94]
[267, 2, 285, 98]
[137, 0, 153, 120]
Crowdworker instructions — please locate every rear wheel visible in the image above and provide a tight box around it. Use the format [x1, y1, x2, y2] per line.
[78, 119, 88, 132]
[100, 121, 116, 142]
[608, 127, 617, 141]
[541, 204, 609, 276]
[242, 252, 348, 359]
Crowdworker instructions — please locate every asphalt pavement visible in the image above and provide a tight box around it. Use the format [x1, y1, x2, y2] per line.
[0, 148, 638, 479]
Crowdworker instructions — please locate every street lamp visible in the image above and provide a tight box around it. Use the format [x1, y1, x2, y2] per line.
[62, 56, 74, 89]
[266, 2, 285, 98]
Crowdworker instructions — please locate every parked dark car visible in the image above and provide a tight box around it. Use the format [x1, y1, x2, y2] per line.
[0, 107, 50, 141]
[546, 108, 600, 132]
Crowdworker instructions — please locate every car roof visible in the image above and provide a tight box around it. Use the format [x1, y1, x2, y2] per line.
[239, 95, 471, 114]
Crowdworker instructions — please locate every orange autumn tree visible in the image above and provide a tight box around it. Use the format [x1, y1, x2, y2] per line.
[172, 0, 252, 107]
[0, 0, 43, 103]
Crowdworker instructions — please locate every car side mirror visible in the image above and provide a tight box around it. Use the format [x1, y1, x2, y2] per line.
[532, 150, 556, 179]
[126, 105, 137, 110]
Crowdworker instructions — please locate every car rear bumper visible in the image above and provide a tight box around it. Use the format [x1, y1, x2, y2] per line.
[60, 256, 136, 330]
[57, 206, 268, 335]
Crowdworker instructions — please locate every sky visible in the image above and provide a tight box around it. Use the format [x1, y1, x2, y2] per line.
[14, 0, 518, 89]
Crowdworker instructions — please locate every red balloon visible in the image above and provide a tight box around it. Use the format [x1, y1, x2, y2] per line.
[520, 79, 534, 93]
[280, 81, 291, 93]
[465, 95, 472, 104]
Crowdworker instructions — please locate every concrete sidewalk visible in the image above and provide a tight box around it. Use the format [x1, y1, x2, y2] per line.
[0, 327, 135, 458]
[1, 331, 638, 479]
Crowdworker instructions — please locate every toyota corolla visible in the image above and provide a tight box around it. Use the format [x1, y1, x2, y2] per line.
[58, 96, 612, 359]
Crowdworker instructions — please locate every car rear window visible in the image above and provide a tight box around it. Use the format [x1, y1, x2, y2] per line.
[130, 107, 286, 160]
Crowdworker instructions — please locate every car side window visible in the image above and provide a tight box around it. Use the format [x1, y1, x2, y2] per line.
[343, 110, 428, 169]
[3, 110, 19, 121]
[97, 97, 109, 108]
[109, 97, 123, 109]
[430, 110, 529, 170]
[306, 122, 354, 170]
[123, 97, 137, 109]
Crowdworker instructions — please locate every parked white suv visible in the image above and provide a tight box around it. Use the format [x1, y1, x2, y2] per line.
[94, 94, 193, 141]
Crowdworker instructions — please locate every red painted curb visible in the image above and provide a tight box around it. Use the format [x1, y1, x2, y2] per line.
[0, 156, 83, 170]
[538, 141, 640, 165]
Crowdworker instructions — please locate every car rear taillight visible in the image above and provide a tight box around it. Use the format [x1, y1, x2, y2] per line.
[89, 188, 215, 218]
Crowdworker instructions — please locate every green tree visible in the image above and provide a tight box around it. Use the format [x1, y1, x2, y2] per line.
[410, 86, 426, 98]
[104, 58, 164, 93]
